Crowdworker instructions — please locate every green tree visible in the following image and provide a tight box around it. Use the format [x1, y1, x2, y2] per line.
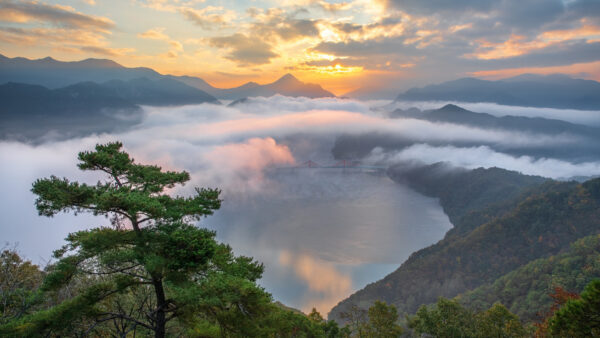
[409, 297, 476, 337]
[475, 303, 527, 337]
[0, 247, 43, 324]
[549, 279, 600, 337]
[307, 307, 348, 338]
[364, 301, 402, 337]
[0, 142, 271, 337]
[340, 304, 368, 337]
[409, 298, 528, 338]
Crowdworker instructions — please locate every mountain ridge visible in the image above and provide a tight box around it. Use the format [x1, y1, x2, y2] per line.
[0, 54, 335, 100]
[395, 74, 600, 110]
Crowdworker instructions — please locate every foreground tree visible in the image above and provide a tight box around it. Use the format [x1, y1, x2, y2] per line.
[0, 247, 43, 324]
[0, 142, 275, 337]
[409, 298, 527, 337]
[549, 279, 600, 337]
[364, 301, 403, 337]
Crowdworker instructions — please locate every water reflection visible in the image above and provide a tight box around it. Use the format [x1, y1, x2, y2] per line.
[207, 169, 452, 314]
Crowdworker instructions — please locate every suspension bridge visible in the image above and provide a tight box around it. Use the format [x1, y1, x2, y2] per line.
[273, 160, 387, 172]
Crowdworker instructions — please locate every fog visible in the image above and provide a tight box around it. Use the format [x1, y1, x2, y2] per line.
[1, 95, 599, 314]
[386, 100, 600, 126]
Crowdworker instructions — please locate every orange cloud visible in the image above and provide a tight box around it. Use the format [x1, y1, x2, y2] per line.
[138, 27, 169, 40]
[467, 22, 600, 60]
[279, 250, 353, 314]
[540, 22, 600, 43]
[466, 34, 551, 60]
[0, 0, 113, 32]
[469, 60, 600, 81]
[203, 137, 295, 193]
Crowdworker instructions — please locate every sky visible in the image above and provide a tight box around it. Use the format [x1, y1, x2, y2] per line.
[1, 0, 600, 94]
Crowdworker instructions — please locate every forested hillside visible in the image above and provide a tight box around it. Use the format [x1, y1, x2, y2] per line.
[459, 234, 600, 321]
[329, 166, 600, 322]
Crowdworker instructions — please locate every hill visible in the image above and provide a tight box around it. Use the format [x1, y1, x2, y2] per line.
[329, 167, 600, 322]
[395, 74, 600, 110]
[0, 82, 141, 140]
[102, 77, 218, 106]
[0, 54, 161, 89]
[458, 233, 600, 321]
[0, 78, 219, 140]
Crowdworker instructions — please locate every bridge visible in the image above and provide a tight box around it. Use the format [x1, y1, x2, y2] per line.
[273, 160, 387, 172]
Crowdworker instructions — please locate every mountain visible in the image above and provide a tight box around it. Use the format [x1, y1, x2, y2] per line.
[0, 54, 334, 100]
[0, 82, 142, 141]
[168, 75, 220, 94]
[0, 76, 222, 141]
[395, 74, 600, 110]
[459, 233, 600, 321]
[102, 77, 218, 106]
[394, 104, 600, 141]
[329, 167, 600, 324]
[0, 54, 162, 89]
[333, 104, 600, 162]
[178, 73, 335, 100]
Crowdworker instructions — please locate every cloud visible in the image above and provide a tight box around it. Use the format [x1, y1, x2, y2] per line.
[179, 6, 235, 29]
[0, 0, 127, 58]
[208, 33, 278, 66]
[0, 0, 114, 31]
[388, 100, 600, 126]
[380, 0, 494, 15]
[137, 27, 184, 57]
[248, 8, 321, 42]
[279, 251, 353, 314]
[367, 144, 600, 179]
[0, 25, 104, 46]
[203, 137, 295, 193]
[79, 45, 134, 56]
[138, 27, 169, 40]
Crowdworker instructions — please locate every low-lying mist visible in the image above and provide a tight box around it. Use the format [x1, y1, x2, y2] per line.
[2, 95, 599, 314]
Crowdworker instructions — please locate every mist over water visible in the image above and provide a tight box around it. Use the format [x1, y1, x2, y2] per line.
[2, 95, 599, 315]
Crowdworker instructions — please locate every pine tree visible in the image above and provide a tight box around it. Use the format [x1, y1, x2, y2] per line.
[0, 141, 269, 337]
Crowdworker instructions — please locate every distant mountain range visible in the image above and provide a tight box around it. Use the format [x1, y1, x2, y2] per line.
[395, 74, 600, 110]
[0, 54, 334, 100]
[0, 82, 142, 141]
[0, 54, 335, 140]
[175, 73, 334, 100]
[0, 54, 162, 89]
[333, 103, 600, 161]
[392, 103, 600, 139]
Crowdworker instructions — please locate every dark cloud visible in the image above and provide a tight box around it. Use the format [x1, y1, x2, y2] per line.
[209, 33, 278, 66]
[250, 14, 321, 42]
[312, 37, 418, 57]
[0, 0, 114, 31]
[382, 0, 494, 15]
[274, 19, 320, 40]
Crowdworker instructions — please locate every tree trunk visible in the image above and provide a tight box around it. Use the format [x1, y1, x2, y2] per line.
[152, 278, 166, 338]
